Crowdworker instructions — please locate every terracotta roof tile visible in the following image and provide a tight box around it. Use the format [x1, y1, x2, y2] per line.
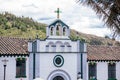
[0, 37, 28, 55]
[0, 37, 120, 61]
[87, 45, 120, 61]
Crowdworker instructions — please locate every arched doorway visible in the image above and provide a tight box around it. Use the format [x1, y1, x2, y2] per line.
[47, 70, 71, 80]
[53, 76, 64, 80]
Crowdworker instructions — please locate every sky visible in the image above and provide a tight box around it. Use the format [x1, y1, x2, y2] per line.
[0, 0, 112, 37]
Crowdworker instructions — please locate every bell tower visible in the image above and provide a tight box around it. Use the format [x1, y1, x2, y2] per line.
[46, 8, 70, 38]
[29, 8, 87, 80]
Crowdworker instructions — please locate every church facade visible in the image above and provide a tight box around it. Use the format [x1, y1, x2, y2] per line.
[28, 19, 87, 80]
[0, 12, 120, 80]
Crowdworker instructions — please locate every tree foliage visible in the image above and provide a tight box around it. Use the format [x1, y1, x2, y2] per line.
[0, 12, 46, 38]
[78, 0, 120, 37]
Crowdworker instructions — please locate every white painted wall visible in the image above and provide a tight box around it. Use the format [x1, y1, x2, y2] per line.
[35, 53, 40, 78]
[83, 43, 87, 80]
[97, 62, 108, 80]
[0, 56, 29, 80]
[116, 62, 120, 79]
[39, 53, 77, 80]
[29, 53, 33, 80]
[83, 53, 87, 80]
[86, 62, 88, 80]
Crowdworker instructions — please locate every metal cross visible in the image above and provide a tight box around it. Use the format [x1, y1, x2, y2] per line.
[55, 8, 62, 19]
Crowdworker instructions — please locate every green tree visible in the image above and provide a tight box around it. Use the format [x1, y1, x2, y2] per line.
[78, 0, 120, 37]
[21, 26, 27, 32]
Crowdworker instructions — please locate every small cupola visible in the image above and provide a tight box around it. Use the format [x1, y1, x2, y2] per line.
[46, 8, 70, 38]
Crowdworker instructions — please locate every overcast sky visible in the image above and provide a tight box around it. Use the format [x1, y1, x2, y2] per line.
[0, 0, 112, 37]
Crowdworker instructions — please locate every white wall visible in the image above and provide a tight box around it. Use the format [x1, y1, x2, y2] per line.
[116, 62, 120, 79]
[35, 53, 40, 78]
[83, 43, 87, 80]
[0, 56, 29, 80]
[83, 53, 87, 80]
[97, 62, 108, 80]
[86, 63, 88, 80]
[29, 53, 33, 80]
[39, 53, 77, 80]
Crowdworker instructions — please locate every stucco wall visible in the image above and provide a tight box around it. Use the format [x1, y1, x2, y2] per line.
[97, 62, 108, 80]
[39, 53, 77, 80]
[116, 62, 120, 79]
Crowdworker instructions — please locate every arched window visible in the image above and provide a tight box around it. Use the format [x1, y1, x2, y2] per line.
[63, 27, 66, 36]
[46, 42, 55, 52]
[56, 25, 60, 36]
[50, 27, 54, 35]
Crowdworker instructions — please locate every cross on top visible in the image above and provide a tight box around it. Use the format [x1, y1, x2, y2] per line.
[55, 8, 62, 19]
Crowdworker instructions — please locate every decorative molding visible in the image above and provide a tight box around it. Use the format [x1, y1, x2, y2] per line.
[0, 54, 29, 57]
[29, 51, 87, 54]
[47, 69, 71, 80]
[87, 60, 120, 62]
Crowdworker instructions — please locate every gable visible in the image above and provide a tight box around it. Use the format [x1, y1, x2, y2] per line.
[48, 19, 69, 28]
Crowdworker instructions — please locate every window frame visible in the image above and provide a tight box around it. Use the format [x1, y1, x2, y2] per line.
[16, 58, 26, 78]
[108, 62, 116, 79]
[88, 62, 97, 79]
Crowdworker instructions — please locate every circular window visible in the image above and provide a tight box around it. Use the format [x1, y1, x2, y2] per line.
[53, 55, 64, 67]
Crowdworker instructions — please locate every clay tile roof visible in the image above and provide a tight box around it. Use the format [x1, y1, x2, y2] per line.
[87, 45, 120, 61]
[0, 37, 28, 55]
[1, 37, 120, 61]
